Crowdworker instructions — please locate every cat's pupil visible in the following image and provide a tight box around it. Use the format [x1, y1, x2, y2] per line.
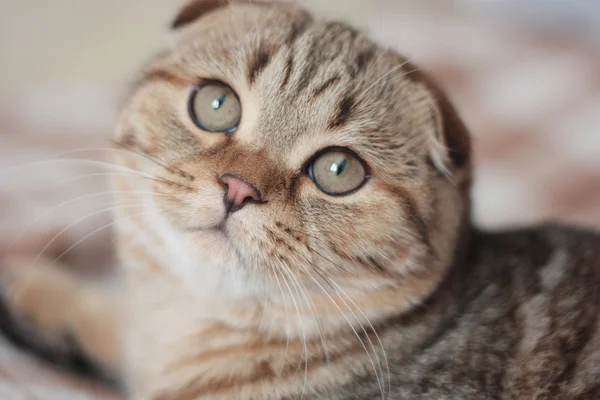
[330, 157, 348, 177]
[212, 94, 227, 111]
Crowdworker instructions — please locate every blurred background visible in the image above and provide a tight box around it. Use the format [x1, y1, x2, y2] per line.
[0, 0, 599, 398]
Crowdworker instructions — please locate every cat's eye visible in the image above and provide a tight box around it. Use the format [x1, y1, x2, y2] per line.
[308, 148, 369, 196]
[188, 81, 241, 133]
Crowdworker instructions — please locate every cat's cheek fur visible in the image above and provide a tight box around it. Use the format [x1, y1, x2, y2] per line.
[158, 185, 227, 231]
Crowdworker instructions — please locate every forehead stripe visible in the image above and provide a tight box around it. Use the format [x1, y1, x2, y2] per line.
[328, 94, 356, 130]
[310, 76, 341, 100]
[247, 42, 274, 86]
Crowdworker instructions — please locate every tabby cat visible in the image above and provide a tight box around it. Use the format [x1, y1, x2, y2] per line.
[1, 1, 599, 399]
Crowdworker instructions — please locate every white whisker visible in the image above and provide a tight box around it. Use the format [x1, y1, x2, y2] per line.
[257, 276, 271, 332]
[271, 266, 292, 375]
[329, 279, 390, 399]
[0, 145, 181, 176]
[307, 274, 384, 400]
[52, 207, 168, 264]
[30, 202, 155, 267]
[275, 263, 308, 396]
[329, 282, 385, 400]
[0, 158, 154, 180]
[281, 263, 331, 370]
[278, 263, 326, 399]
[6, 190, 174, 253]
[55, 172, 166, 186]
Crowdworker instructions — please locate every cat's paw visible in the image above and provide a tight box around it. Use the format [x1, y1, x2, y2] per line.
[0, 250, 110, 381]
[0, 253, 82, 362]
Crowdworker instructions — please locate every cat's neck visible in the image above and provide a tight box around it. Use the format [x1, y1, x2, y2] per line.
[119, 223, 475, 400]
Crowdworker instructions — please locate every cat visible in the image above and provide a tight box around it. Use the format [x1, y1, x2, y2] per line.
[1, 0, 599, 399]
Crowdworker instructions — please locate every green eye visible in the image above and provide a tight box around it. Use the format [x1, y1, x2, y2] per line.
[308, 148, 369, 196]
[188, 81, 241, 133]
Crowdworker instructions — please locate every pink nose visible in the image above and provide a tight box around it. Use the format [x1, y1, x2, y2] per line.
[220, 174, 263, 213]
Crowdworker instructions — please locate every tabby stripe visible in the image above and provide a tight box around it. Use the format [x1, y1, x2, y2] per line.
[352, 46, 376, 77]
[285, 12, 312, 45]
[366, 256, 388, 274]
[310, 76, 341, 100]
[247, 42, 274, 85]
[115, 127, 138, 149]
[377, 182, 432, 250]
[546, 251, 600, 396]
[280, 52, 295, 89]
[164, 340, 303, 374]
[328, 94, 356, 130]
[295, 42, 319, 93]
[278, 14, 312, 90]
[402, 191, 432, 250]
[155, 335, 369, 400]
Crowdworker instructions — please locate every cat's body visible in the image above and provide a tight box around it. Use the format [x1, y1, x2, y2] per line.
[0, 1, 598, 399]
[334, 225, 600, 400]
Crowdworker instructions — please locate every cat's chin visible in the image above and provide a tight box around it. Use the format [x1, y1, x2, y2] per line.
[190, 226, 230, 247]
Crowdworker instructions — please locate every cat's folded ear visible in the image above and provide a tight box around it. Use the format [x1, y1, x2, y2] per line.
[171, 0, 279, 29]
[171, 0, 228, 29]
[430, 87, 471, 177]
[414, 70, 471, 178]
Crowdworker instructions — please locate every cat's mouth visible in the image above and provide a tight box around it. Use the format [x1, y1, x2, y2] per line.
[197, 203, 247, 235]
[213, 221, 227, 234]
[182, 216, 228, 236]
[196, 222, 227, 235]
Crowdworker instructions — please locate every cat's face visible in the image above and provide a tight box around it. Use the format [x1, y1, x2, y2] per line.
[114, 0, 471, 328]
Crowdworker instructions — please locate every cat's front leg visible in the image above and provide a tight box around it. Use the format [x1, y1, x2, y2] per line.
[0, 250, 124, 385]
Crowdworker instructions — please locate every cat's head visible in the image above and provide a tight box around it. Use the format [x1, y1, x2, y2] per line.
[114, 0, 471, 332]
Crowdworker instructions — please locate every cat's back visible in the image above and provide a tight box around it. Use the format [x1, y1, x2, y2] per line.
[334, 224, 600, 399]
[435, 224, 599, 399]
[484, 224, 600, 399]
